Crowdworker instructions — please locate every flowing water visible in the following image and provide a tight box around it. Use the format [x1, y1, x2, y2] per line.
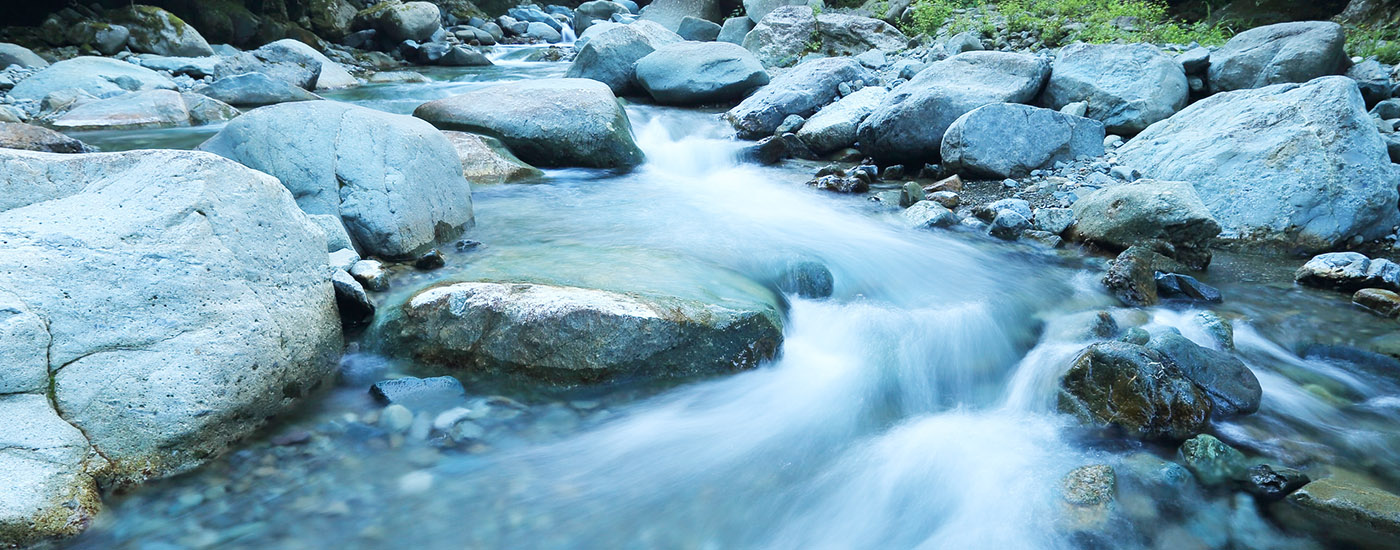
[61, 50, 1400, 550]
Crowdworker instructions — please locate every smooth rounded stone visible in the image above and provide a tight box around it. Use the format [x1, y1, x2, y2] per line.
[194, 72, 321, 106]
[742, 5, 817, 67]
[1057, 341, 1212, 441]
[1208, 21, 1347, 93]
[448, 419, 486, 442]
[1061, 464, 1116, 506]
[640, 0, 726, 30]
[815, 14, 907, 57]
[725, 57, 876, 140]
[1033, 207, 1074, 235]
[350, 259, 390, 292]
[130, 54, 219, 78]
[796, 86, 886, 154]
[526, 21, 563, 43]
[375, 281, 784, 383]
[8, 56, 176, 101]
[1154, 273, 1223, 304]
[331, 270, 375, 325]
[213, 44, 323, 91]
[378, 404, 415, 433]
[988, 210, 1030, 240]
[1354, 288, 1400, 317]
[678, 16, 722, 41]
[111, 5, 214, 57]
[717, 16, 754, 44]
[1039, 43, 1187, 135]
[1178, 434, 1249, 487]
[1373, 98, 1400, 120]
[370, 376, 467, 412]
[50, 89, 236, 131]
[368, 70, 429, 84]
[940, 103, 1105, 179]
[945, 31, 984, 55]
[442, 131, 543, 184]
[0, 394, 100, 546]
[441, 46, 492, 66]
[0, 123, 91, 153]
[1148, 330, 1260, 416]
[567, 24, 677, 94]
[373, 1, 443, 42]
[974, 198, 1033, 222]
[1120, 77, 1398, 251]
[0, 148, 341, 485]
[575, 0, 630, 34]
[1295, 252, 1400, 292]
[1244, 465, 1310, 501]
[1068, 180, 1221, 253]
[1347, 59, 1392, 106]
[414, 78, 645, 169]
[898, 181, 925, 207]
[776, 259, 834, 299]
[0, 43, 49, 69]
[1274, 477, 1400, 550]
[857, 51, 1051, 164]
[201, 101, 474, 258]
[902, 200, 959, 229]
[308, 0, 357, 39]
[254, 39, 359, 90]
[635, 42, 769, 105]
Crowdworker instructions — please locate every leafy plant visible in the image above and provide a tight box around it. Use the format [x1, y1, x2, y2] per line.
[901, 0, 1234, 47]
[1348, 26, 1400, 65]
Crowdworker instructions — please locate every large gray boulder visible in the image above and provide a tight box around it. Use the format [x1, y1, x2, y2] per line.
[111, 5, 214, 57]
[717, 17, 755, 44]
[374, 1, 443, 42]
[815, 13, 907, 57]
[0, 148, 341, 487]
[1069, 180, 1221, 252]
[50, 89, 237, 131]
[375, 281, 783, 383]
[796, 85, 886, 153]
[1058, 341, 1213, 441]
[1208, 21, 1348, 93]
[194, 72, 322, 106]
[640, 0, 725, 30]
[414, 78, 645, 169]
[200, 101, 474, 258]
[744, 0, 813, 22]
[941, 103, 1105, 178]
[566, 24, 680, 94]
[0, 43, 48, 69]
[1295, 252, 1400, 292]
[8, 57, 176, 101]
[725, 56, 876, 140]
[212, 41, 332, 91]
[1038, 43, 1188, 134]
[636, 41, 769, 104]
[1118, 77, 1399, 251]
[678, 16, 723, 41]
[255, 39, 358, 90]
[1148, 331, 1261, 416]
[575, 0, 630, 34]
[0, 394, 99, 546]
[743, 5, 817, 68]
[858, 51, 1050, 163]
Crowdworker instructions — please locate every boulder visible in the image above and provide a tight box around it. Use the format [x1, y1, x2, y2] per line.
[0, 43, 49, 69]
[526, 21, 563, 43]
[200, 101, 474, 258]
[566, 24, 679, 94]
[1274, 477, 1400, 550]
[0, 123, 91, 153]
[717, 16, 755, 44]
[130, 54, 219, 78]
[1057, 341, 1213, 441]
[1347, 59, 1393, 107]
[902, 200, 960, 229]
[414, 78, 645, 169]
[111, 5, 214, 57]
[369, 376, 467, 411]
[50, 89, 237, 131]
[814, 14, 907, 57]
[858, 51, 1051, 163]
[442, 131, 544, 184]
[744, 0, 812, 22]
[255, 39, 358, 90]
[1208, 21, 1348, 93]
[194, 72, 322, 106]
[1102, 246, 1183, 306]
[1118, 77, 1400, 251]
[374, 1, 443, 42]
[1039, 43, 1188, 134]
[1069, 180, 1220, 253]
[941, 103, 1105, 178]
[725, 56, 876, 140]
[640, 0, 725, 30]
[742, 5, 817, 68]
[1178, 434, 1249, 486]
[678, 16, 723, 41]
[575, 0, 630, 34]
[375, 281, 783, 383]
[796, 85, 886, 153]
[440, 46, 493, 66]
[0, 394, 100, 546]
[636, 41, 769, 104]
[1155, 273, 1223, 303]
[1294, 252, 1400, 292]
[0, 148, 341, 485]
[1148, 330, 1261, 416]
[309, 0, 357, 39]
[8, 57, 176, 101]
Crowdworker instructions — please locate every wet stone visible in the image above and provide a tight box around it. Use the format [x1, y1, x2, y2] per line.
[1243, 464, 1310, 501]
[1178, 434, 1249, 487]
[370, 376, 468, 412]
[1353, 288, 1400, 318]
[415, 249, 446, 270]
[1155, 273, 1222, 303]
[777, 259, 835, 299]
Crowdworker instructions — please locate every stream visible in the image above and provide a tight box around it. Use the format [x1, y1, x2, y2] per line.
[62, 47, 1400, 550]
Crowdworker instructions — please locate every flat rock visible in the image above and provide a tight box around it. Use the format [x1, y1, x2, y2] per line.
[9, 56, 176, 101]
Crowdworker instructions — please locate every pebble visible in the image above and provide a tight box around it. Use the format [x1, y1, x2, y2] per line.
[397, 470, 435, 494]
[379, 404, 414, 434]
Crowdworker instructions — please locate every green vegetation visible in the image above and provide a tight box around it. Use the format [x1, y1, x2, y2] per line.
[1347, 26, 1400, 65]
[905, 0, 1235, 47]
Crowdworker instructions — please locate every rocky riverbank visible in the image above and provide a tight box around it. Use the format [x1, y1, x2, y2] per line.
[3, 0, 1400, 547]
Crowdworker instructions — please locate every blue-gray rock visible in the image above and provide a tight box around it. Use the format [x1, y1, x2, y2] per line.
[574, 0, 630, 33]
[777, 259, 834, 298]
[1118, 77, 1399, 251]
[1058, 341, 1212, 441]
[941, 103, 1105, 178]
[0, 394, 99, 544]
[742, 5, 817, 67]
[1148, 330, 1259, 416]
[1068, 180, 1220, 252]
[857, 51, 1051, 163]
[195, 72, 322, 106]
[1176, 46, 1210, 74]
[9, 56, 175, 101]
[567, 23, 680, 94]
[989, 210, 1030, 240]
[678, 16, 723, 41]
[1295, 252, 1400, 292]
[796, 85, 886, 153]
[376, 1, 444, 42]
[50, 89, 237, 131]
[717, 16, 755, 44]
[636, 41, 769, 104]
[1373, 98, 1400, 119]
[200, 101, 474, 258]
[131, 54, 219, 78]
[0, 123, 92, 153]
[1207, 21, 1347, 93]
[1039, 43, 1188, 134]
[111, 5, 214, 57]
[414, 78, 645, 169]
[640, 0, 725, 30]
[725, 56, 876, 139]
[815, 13, 907, 57]
[744, 0, 813, 23]
[0, 43, 49, 69]
[254, 39, 358, 90]
[332, 269, 375, 325]
[1154, 273, 1223, 303]
[1347, 58, 1393, 106]
[369, 376, 467, 412]
[903, 200, 960, 229]
[1177, 434, 1249, 486]
[441, 46, 492, 66]
[526, 21, 564, 42]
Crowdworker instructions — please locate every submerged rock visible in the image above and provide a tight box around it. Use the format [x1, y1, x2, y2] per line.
[415, 78, 645, 169]
[1057, 341, 1212, 440]
[1148, 330, 1260, 416]
[369, 376, 468, 412]
[442, 131, 544, 184]
[1178, 434, 1249, 487]
[1244, 465, 1310, 501]
[1273, 477, 1400, 549]
[376, 281, 784, 383]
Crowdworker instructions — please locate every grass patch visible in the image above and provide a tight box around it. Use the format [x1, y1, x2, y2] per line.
[1347, 26, 1400, 65]
[905, 0, 1235, 47]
